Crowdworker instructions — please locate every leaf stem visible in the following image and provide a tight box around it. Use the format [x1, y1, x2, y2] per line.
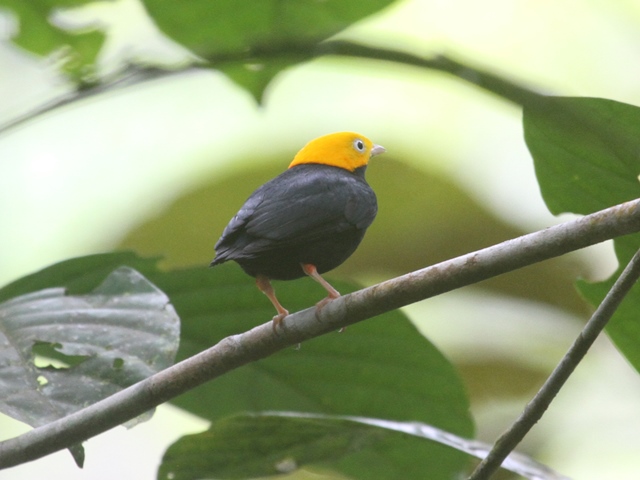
[0, 199, 639, 469]
[467, 247, 640, 480]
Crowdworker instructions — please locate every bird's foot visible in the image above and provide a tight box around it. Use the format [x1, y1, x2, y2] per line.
[314, 292, 341, 323]
[315, 295, 337, 312]
[272, 310, 289, 333]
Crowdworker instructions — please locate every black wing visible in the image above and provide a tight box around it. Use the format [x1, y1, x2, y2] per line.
[212, 165, 376, 263]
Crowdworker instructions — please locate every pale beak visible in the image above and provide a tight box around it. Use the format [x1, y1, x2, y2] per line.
[370, 144, 386, 157]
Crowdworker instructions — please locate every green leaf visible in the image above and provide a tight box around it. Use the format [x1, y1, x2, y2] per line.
[119, 158, 587, 314]
[577, 236, 640, 368]
[0, 252, 160, 302]
[160, 414, 388, 480]
[523, 96, 640, 373]
[524, 96, 640, 215]
[0, 266, 179, 429]
[0, 0, 105, 83]
[0, 253, 473, 478]
[170, 266, 471, 428]
[141, 0, 396, 100]
[156, 266, 473, 478]
[159, 413, 568, 480]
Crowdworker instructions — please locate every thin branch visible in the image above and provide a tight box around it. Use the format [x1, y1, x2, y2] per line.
[0, 66, 201, 135]
[316, 40, 544, 106]
[468, 247, 640, 480]
[0, 40, 542, 135]
[1, 199, 639, 469]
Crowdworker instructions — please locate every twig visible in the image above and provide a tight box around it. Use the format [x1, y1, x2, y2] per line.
[468, 247, 640, 480]
[1, 41, 542, 135]
[0, 66, 200, 135]
[317, 40, 544, 106]
[0, 199, 639, 469]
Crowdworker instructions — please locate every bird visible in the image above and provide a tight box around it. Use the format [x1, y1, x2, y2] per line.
[211, 131, 385, 331]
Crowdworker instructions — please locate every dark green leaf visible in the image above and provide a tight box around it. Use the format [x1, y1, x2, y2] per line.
[0, 267, 179, 428]
[170, 264, 471, 428]
[156, 264, 472, 478]
[524, 96, 640, 215]
[159, 413, 568, 480]
[0, 252, 160, 302]
[119, 158, 587, 314]
[577, 236, 640, 369]
[160, 414, 388, 480]
[141, 0, 396, 100]
[0, 252, 474, 478]
[523, 96, 640, 373]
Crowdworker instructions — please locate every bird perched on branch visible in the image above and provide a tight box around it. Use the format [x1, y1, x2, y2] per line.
[211, 131, 385, 330]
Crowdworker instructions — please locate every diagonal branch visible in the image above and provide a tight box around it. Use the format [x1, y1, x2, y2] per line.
[1, 198, 639, 469]
[468, 246, 640, 480]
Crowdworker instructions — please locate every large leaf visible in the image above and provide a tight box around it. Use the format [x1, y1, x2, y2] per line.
[523, 96, 640, 373]
[0, 266, 179, 428]
[141, 0, 396, 99]
[120, 158, 587, 314]
[168, 264, 471, 426]
[0, 0, 105, 82]
[0, 252, 474, 478]
[524, 96, 640, 215]
[157, 265, 473, 479]
[159, 413, 569, 480]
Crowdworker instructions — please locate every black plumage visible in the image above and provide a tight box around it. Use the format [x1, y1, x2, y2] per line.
[211, 164, 377, 280]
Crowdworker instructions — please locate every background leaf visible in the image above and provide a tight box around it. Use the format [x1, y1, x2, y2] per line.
[578, 238, 640, 368]
[120, 158, 588, 314]
[0, 266, 179, 428]
[0, 252, 160, 302]
[153, 263, 474, 479]
[159, 413, 569, 480]
[524, 96, 640, 215]
[0, 252, 474, 478]
[140, 0, 397, 99]
[523, 96, 640, 373]
[3, 2, 640, 478]
[161, 414, 392, 480]
[0, 0, 105, 82]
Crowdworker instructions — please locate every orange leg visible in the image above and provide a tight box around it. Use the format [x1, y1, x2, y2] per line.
[256, 275, 289, 332]
[301, 263, 341, 310]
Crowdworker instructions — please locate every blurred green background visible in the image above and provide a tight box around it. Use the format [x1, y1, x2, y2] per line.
[2, 0, 640, 478]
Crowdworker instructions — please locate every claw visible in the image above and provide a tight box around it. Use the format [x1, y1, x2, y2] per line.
[314, 296, 344, 332]
[314, 295, 335, 315]
[302, 263, 343, 329]
[271, 310, 289, 333]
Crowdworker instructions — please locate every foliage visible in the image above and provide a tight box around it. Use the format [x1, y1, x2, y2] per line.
[524, 97, 640, 375]
[141, 0, 395, 100]
[0, 253, 473, 478]
[0, 266, 179, 466]
[0, 266, 178, 428]
[1, 1, 640, 480]
[0, 0, 104, 83]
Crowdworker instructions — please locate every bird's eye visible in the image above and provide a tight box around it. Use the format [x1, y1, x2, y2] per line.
[353, 139, 366, 152]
